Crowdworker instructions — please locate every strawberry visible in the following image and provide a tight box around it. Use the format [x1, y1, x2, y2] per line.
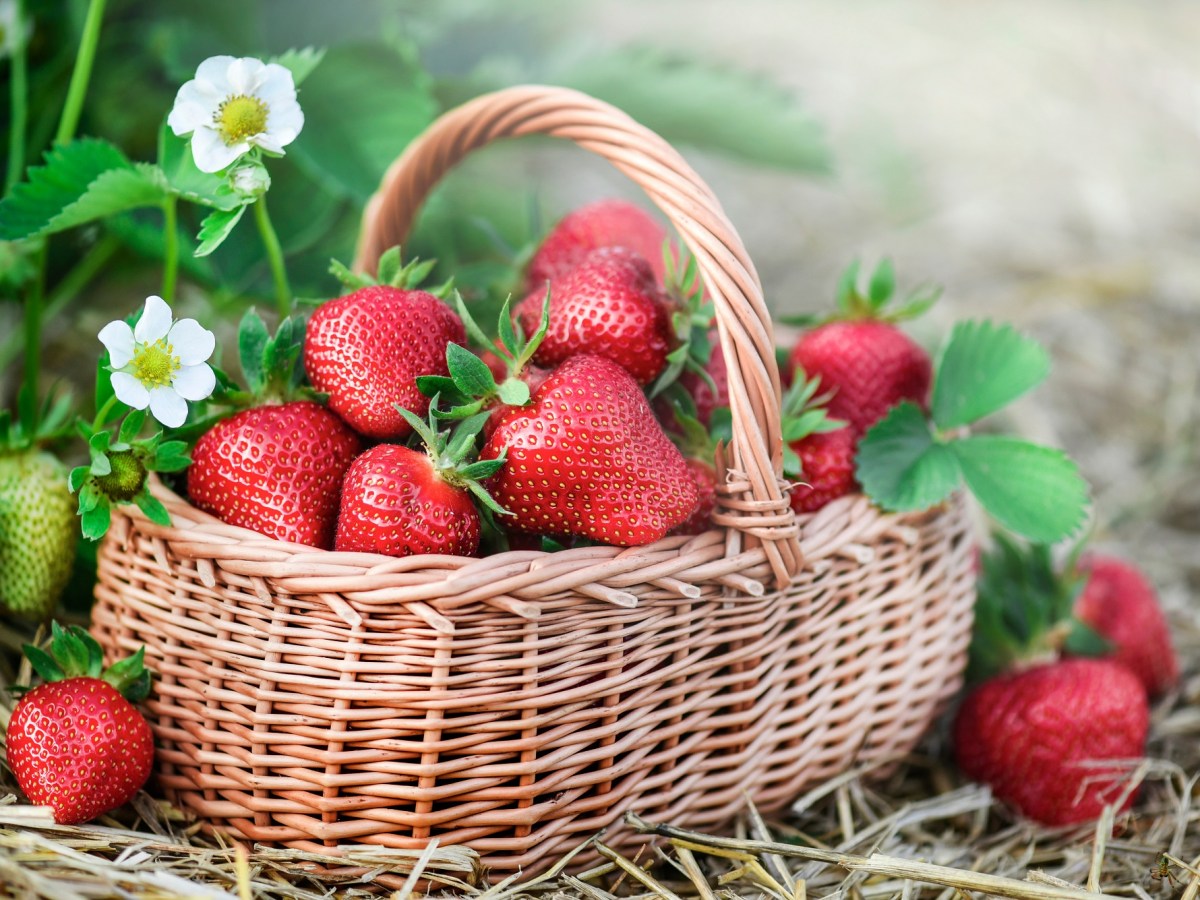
[780, 371, 855, 514]
[0, 448, 76, 620]
[514, 247, 675, 385]
[335, 407, 505, 558]
[673, 458, 718, 536]
[785, 260, 936, 437]
[480, 354, 698, 546]
[789, 427, 857, 514]
[1073, 554, 1179, 698]
[525, 198, 670, 292]
[187, 311, 362, 548]
[7, 624, 155, 825]
[304, 251, 465, 440]
[953, 658, 1149, 826]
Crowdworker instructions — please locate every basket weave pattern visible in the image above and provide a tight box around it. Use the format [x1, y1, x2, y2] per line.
[91, 86, 977, 874]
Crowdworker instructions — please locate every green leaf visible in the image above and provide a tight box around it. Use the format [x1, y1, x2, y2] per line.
[22, 645, 65, 683]
[287, 42, 438, 201]
[446, 343, 497, 398]
[270, 46, 326, 86]
[1063, 619, 1113, 657]
[855, 402, 961, 512]
[376, 245, 403, 287]
[951, 435, 1089, 543]
[50, 622, 89, 677]
[932, 320, 1052, 429]
[496, 379, 530, 407]
[68, 625, 104, 678]
[460, 458, 506, 480]
[562, 47, 830, 172]
[416, 375, 464, 401]
[868, 258, 895, 307]
[81, 499, 112, 541]
[238, 309, 270, 395]
[194, 205, 247, 258]
[0, 139, 167, 240]
[103, 646, 148, 698]
[68, 465, 90, 493]
[118, 409, 147, 445]
[134, 489, 172, 526]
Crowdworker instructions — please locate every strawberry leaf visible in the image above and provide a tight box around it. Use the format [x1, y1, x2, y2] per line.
[950, 436, 1089, 543]
[932, 320, 1051, 429]
[22, 645, 64, 683]
[496, 380, 530, 407]
[238, 309, 270, 396]
[446, 343, 496, 398]
[270, 46, 326, 86]
[135, 489, 172, 526]
[194, 205, 247, 258]
[80, 498, 112, 541]
[867, 258, 895, 308]
[50, 622, 90, 678]
[854, 402, 961, 511]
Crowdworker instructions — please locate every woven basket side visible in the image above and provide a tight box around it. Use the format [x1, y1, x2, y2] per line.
[352, 85, 799, 587]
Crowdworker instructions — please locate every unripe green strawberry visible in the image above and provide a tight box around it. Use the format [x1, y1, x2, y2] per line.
[0, 449, 76, 619]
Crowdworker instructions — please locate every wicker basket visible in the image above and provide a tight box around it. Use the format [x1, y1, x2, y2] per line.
[91, 85, 977, 875]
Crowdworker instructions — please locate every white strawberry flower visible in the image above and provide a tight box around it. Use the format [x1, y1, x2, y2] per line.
[167, 55, 303, 174]
[0, 0, 28, 59]
[98, 296, 216, 428]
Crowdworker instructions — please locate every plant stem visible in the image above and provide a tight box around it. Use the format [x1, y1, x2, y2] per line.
[54, 0, 107, 145]
[91, 394, 119, 433]
[4, 0, 28, 192]
[0, 234, 119, 370]
[161, 195, 179, 304]
[253, 197, 291, 319]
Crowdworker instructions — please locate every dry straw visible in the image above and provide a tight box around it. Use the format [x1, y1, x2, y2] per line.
[88, 85, 977, 875]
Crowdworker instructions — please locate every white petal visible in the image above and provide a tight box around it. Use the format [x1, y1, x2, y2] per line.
[195, 55, 237, 91]
[256, 64, 298, 106]
[148, 388, 188, 428]
[266, 101, 304, 144]
[168, 80, 223, 135]
[171, 363, 216, 402]
[167, 318, 215, 365]
[134, 295, 172, 343]
[110, 372, 150, 410]
[226, 57, 267, 95]
[252, 133, 286, 155]
[97, 320, 135, 368]
[191, 127, 246, 173]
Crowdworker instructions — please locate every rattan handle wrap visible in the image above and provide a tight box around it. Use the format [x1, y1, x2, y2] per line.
[354, 85, 800, 585]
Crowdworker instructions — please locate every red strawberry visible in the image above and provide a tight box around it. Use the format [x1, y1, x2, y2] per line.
[789, 425, 857, 514]
[525, 198, 670, 292]
[188, 401, 361, 548]
[789, 320, 930, 438]
[1073, 554, 1179, 698]
[953, 658, 1148, 826]
[673, 458, 718, 535]
[786, 260, 936, 437]
[7, 625, 155, 825]
[305, 286, 465, 440]
[514, 247, 675, 385]
[480, 354, 698, 546]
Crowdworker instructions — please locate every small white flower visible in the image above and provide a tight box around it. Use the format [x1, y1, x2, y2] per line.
[0, 0, 29, 59]
[98, 296, 217, 428]
[167, 55, 304, 174]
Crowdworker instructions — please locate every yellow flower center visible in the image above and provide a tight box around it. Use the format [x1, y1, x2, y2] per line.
[216, 94, 269, 145]
[132, 339, 179, 389]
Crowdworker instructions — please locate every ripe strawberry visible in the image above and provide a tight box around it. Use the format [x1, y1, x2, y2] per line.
[786, 260, 935, 437]
[525, 198, 670, 292]
[0, 449, 76, 620]
[953, 658, 1149, 826]
[673, 458, 718, 536]
[789, 426, 857, 514]
[480, 354, 698, 546]
[514, 247, 675, 385]
[188, 401, 361, 548]
[1073, 554, 1179, 698]
[335, 407, 505, 558]
[187, 312, 362, 548]
[305, 252, 465, 440]
[7, 624, 155, 825]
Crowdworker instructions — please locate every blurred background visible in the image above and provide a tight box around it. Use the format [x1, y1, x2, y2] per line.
[2, 0, 1197, 622]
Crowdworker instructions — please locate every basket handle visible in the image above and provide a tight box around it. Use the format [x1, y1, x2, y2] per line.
[353, 85, 801, 586]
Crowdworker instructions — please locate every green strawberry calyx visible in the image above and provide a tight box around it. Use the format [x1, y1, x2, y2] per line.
[782, 258, 941, 328]
[966, 532, 1110, 684]
[650, 243, 717, 400]
[15, 621, 152, 702]
[416, 290, 550, 418]
[779, 369, 847, 480]
[70, 409, 191, 541]
[329, 245, 452, 299]
[395, 399, 511, 519]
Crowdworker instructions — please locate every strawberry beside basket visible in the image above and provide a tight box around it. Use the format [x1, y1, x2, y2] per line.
[90, 86, 977, 875]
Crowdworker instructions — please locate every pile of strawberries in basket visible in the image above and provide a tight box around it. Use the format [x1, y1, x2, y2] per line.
[184, 198, 927, 557]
